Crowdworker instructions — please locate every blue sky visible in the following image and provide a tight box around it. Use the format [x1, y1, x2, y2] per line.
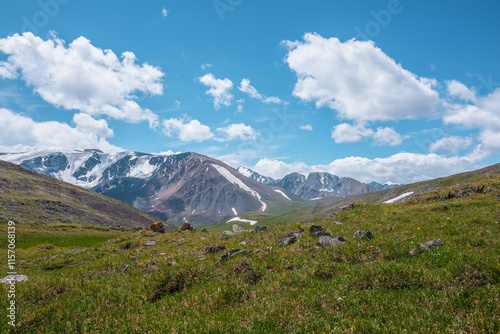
[0, 0, 499, 183]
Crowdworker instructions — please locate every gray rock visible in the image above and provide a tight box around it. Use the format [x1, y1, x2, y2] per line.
[409, 248, 419, 256]
[353, 230, 374, 240]
[278, 235, 298, 246]
[0, 275, 29, 284]
[318, 236, 346, 247]
[233, 224, 247, 233]
[145, 240, 157, 246]
[310, 225, 324, 235]
[121, 265, 129, 273]
[254, 226, 269, 233]
[200, 228, 208, 233]
[313, 231, 332, 238]
[221, 230, 234, 236]
[205, 245, 226, 254]
[67, 248, 78, 254]
[220, 249, 250, 262]
[417, 239, 444, 251]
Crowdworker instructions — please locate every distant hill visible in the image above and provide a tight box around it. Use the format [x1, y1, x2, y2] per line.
[0, 160, 175, 230]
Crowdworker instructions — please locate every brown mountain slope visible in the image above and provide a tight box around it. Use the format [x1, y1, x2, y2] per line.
[0, 160, 175, 230]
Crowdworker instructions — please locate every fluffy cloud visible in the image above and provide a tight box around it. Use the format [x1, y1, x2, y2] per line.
[216, 123, 259, 141]
[0, 108, 117, 152]
[0, 32, 163, 127]
[251, 152, 482, 184]
[443, 84, 500, 152]
[300, 124, 313, 131]
[429, 136, 473, 155]
[372, 127, 407, 146]
[331, 123, 406, 146]
[239, 79, 285, 104]
[162, 116, 214, 143]
[198, 73, 233, 110]
[446, 80, 477, 102]
[283, 33, 440, 122]
[162, 8, 169, 17]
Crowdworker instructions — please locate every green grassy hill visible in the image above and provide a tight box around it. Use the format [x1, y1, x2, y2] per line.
[0, 164, 499, 333]
[0, 160, 175, 230]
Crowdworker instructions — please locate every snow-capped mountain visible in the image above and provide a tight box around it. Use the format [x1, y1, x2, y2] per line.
[368, 181, 405, 190]
[277, 172, 376, 200]
[236, 166, 277, 185]
[236, 167, 377, 200]
[1, 150, 299, 225]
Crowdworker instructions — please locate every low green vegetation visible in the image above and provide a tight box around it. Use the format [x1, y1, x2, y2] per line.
[0, 175, 499, 333]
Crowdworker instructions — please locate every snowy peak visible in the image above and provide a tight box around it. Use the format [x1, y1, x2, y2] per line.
[368, 181, 405, 190]
[236, 166, 277, 185]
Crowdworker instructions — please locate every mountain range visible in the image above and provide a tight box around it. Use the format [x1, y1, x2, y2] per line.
[1, 150, 382, 225]
[1, 150, 302, 225]
[237, 166, 376, 200]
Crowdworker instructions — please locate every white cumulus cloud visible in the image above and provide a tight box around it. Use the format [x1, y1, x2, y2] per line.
[429, 136, 473, 155]
[162, 116, 214, 143]
[283, 33, 440, 122]
[239, 78, 285, 104]
[300, 124, 313, 131]
[0, 32, 163, 127]
[443, 84, 500, 153]
[216, 123, 259, 142]
[198, 73, 233, 110]
[0, 108, 117, 152]
[331, 123, 406, 146]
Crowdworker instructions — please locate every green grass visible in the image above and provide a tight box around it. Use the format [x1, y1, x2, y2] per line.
[1, 176, 499, 333]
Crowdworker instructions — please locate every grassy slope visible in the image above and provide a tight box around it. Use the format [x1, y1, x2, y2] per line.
[0, 160, 175, 230]
[0, 170, 499, 333]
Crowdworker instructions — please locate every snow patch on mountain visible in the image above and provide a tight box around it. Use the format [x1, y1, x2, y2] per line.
[274, 189, 291, 201]
[226, 217, 258, 225]
[211, 164, 267, 211]
[384, 192, 414, 203]
[127, 157, 159, 179]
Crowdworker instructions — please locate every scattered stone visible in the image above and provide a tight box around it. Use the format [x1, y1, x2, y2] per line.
[200, 237, 207, 240]
[0, 275, 29, 284]
[150, 222, 167, 233]
[233, 224, 247, 233]
[240, 240, 246, 245]
[310, 225, 324, 235]
[189, 225, 196, 232]
[253, 226, 269, 233]
[220, 249, 250, 262]
[409, 248, 419, 256]
[205, 245, 226, 254]
[313, 231, 332, 238]
[220, 231, 234, 236]
[48, 255, 58, 261]
[278, 235, 298, 246]
[353, 230, 374, 240]
[160, 253, 166, 256]
[318, 236, 346, 247]
[417, 239, 444, 251]
[121, 265, 129, 273]
[332, 221, 343, 225]
[67, 248, 78, 254]
[145, 240, 157, 246]
[179, 222, 192, 231]
[200, 228, 208, 233]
